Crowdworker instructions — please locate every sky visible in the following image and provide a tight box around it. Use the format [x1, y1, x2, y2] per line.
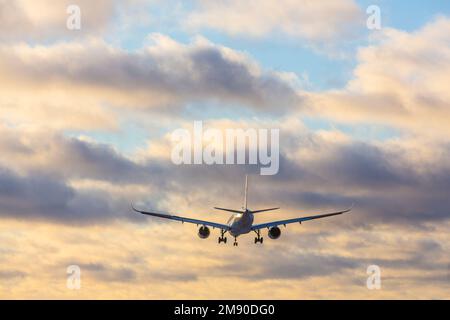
[0, 0, 449, 299]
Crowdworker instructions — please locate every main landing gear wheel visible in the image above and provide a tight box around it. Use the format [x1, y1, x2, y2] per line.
[218, 230, 228, 244]
[218, 237, 227, 244]
[253, 230, 263, 244]
[254, 237, 263, 244]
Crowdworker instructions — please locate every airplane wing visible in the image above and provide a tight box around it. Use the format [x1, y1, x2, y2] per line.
[251, 206, 352, 231]
[132, 204, 231, 231]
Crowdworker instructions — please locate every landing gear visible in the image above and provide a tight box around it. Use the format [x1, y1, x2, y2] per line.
[253, 230, 263, 244]
[233, 237, 238, 246]
[218, 236, 227, 244]
[218, 230, 227, 244]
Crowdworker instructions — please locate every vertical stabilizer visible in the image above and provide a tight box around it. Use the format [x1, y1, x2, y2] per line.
[243, 175, 248, 210]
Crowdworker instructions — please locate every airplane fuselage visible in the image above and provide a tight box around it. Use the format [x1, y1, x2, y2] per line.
[228, 210, 254, 237]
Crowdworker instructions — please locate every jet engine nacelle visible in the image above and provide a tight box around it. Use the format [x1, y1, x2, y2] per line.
[268, 226, 281, 239]
[198, 226, 210, 239]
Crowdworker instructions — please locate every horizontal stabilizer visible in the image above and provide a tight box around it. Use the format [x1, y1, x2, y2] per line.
[252, 207, 280, 214]
[214, 207, 245, 214]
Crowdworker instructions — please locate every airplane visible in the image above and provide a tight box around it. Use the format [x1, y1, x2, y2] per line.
[132, 175, 352, 246]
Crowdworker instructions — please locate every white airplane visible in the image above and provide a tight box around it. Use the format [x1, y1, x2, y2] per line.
[132, 176, 352, 246]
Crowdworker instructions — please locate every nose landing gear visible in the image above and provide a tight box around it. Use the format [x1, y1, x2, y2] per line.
[233, 238, 238, 246]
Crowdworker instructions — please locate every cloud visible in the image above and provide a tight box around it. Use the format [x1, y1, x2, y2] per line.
[219, 251, 360, 280]
[0, 0, 116, 41]
[307, 17, 450, 138]
[186, 0, 363, 45]
[271, 132, 450, 225]
[1, 120, 449, 227]
[0, 270, 27, 280]
[1, 2, 449, 300]
[132, 118, 450, 226]
[0, 167, 130, 223]
[0, 126, 151, 184]
[77, 263, 137, 283]
[0, 35, 300, 126]
[0, 208, 448, 299]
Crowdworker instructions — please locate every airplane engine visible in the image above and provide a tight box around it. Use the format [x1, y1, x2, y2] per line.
[198, 226, 210, 239]
[268, 226, 281, 239]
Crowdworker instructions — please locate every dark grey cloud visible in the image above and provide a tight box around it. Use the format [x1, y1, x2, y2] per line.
[76, 263, 137, 283]
[187, 47, 300, 110]
[0, 270, 27, 280]
[365, 239, 447, 273]
[66, 262, 197, 283]
[56, 137, 153, 183]
[246, 253, 359, 280]
[253, 141, 450, 226]
[325, 142, 415, 188]
[0, 131, 155, 184]
[148, 271, 198, 282]
[0, 167, 128, 224]
[1, 126, 450, 226]
[0, 37, 301, 112]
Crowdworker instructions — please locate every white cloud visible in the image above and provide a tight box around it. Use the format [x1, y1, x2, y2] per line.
[306, 17, 450, 139]
[186, 0, 363, 44]
[0, 0, 117, 41]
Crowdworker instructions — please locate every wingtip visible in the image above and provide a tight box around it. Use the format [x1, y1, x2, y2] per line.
[347, 203, 355, 212]
[130, 202, 139, 213]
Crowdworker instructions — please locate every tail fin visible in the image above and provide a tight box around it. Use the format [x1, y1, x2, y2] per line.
[243, 175, 248, 210]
